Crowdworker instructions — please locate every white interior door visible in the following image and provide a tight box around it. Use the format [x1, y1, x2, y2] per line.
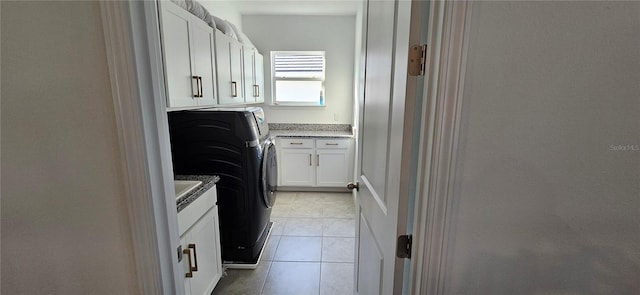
[353, 0, 415, 294]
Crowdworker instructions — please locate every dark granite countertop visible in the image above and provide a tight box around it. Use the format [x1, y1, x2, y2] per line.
[269, 123, 354, 138]
[175, 175, 220, 212]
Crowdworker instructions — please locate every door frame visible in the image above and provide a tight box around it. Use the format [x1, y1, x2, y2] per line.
[99, 1, 184, 294]
[408, 1, 471, 294]
[100, 0, 469, 294]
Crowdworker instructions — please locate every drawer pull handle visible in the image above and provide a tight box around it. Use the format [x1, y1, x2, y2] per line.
[183, 248, 193, 278]
[188, 244, 198, 271]
[325, 143, 339, 146]
[192, 76, 202, 98]
[309, 154, 312, 166]
[317, 154, 320, 166]
[231, 81, 238, 97]
[290, 142, 303, 145]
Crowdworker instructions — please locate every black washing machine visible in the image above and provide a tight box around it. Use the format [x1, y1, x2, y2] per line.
[168, 107, 277, 263]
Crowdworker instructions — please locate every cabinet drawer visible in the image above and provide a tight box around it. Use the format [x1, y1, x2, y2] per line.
[178, 185, 217, 237]
[316, 139, 349, 149]
[280, 138, 314, 148]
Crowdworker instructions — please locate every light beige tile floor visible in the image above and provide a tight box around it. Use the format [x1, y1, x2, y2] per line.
[212, 191, 355, 295]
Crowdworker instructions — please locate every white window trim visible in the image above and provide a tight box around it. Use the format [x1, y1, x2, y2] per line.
[270, 50, 326, 107]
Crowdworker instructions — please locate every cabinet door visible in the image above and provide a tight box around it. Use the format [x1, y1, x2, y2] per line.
[254, 53, 265, 103]
[316, 149, 350, 187]
[229, 41, 244, 103]
[215, 33, 233, 104]
[180, 236, 192, 295]
[185, 208, 222, 295]
[242, 47, 255, 103]
[160, 4, 197, 108]
[280, 148, 315, 186]
[190, 21, 217, 106]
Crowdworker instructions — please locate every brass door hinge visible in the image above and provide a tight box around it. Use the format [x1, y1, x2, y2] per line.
[408, 44, 427, 76]
[396, 234, 412, 259]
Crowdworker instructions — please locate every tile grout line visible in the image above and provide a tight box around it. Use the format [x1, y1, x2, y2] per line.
[259, 234, 280, 295]
[319, 214, 325, 295]
[259, 260, 273, 295]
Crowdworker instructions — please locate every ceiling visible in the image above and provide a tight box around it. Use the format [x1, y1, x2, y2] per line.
[230, 0, 362, 16]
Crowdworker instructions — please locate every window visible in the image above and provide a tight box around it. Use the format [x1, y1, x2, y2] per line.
[271, 51, 325, 106]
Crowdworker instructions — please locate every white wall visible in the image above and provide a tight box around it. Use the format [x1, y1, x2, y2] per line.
[242, 15, 356, 124]
[1, 2, 139, 294]
[200, 0, 243, 31]
[443, 2, 640, 293]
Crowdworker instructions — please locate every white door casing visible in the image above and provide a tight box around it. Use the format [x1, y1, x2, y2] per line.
[412, 1, 640, 294]
[354, 0, 416, 294]
[100, 0, 185, 293]
[101, 0, 429, 294]
[409, 2, 469, 294]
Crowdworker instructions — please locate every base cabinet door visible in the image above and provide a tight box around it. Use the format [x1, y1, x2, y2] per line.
[280, 148, 315, 186]
[179, 186, 222, 295]
[316, 150, 350, 187]
[180, 235, 192, 295]
[185, 208, 222, 295]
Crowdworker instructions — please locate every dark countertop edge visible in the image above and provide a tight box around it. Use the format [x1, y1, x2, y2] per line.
[175, 175, 220, 212]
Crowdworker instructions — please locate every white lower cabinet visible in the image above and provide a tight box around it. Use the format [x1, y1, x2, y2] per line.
[277, 138, 353, 187]
[316, 149, 351, 187]
[178, 185, 222, 295]
[280, 139, 315, 186]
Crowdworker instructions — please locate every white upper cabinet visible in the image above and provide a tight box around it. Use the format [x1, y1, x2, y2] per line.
[159, 2, 265, 108]
[190, 22, 217, 106]
[254, 53, 265, 103]
[243, 47, 265, 103]
[215, 32, 244, 105]
[159, 1, 218, 109]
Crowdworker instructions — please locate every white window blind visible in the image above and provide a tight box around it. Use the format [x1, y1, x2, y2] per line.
[274, 54, 324, 79]
[272, 51, 325, 105]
